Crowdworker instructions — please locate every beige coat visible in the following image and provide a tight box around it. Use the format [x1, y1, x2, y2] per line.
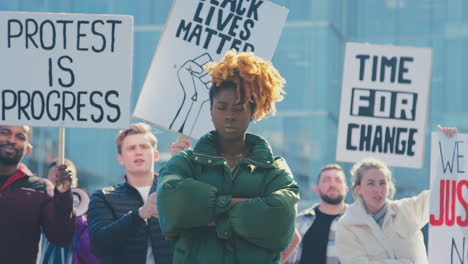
[336, 191, 430, 264]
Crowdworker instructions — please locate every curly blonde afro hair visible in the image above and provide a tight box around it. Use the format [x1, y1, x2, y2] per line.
[205, 49, 286, 121]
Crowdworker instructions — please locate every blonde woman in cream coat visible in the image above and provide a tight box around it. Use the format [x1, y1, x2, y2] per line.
[335, 126, 458, 264]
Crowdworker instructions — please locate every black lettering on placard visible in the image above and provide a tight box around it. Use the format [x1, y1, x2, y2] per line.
[451, 236, 465, 264]
[30, 91, 45, 119]
[1, 90, 124, 123]
[107, 20, 122, 52]
[350, 88, 417, 120]
[203, 27, 217, 49]
[176, 19, 192, 40]
[345, 123, 417, 156]
[194, 2, 205, 24]
[355, 55, 414, 84]
[77, 20, 90, 51]
[8, 19, 22, 48]
[2, 90, 16, 120]
[187, 23, 203, 45]
[91, 20, 106, 53]
[356, 55, 370, 81]
[46, 90, 61, 121]
[228, 15, 242, 36]
[216, 10, 234, 32]
[439, 140, 466, 174]
[40, 20, 56, 50]
[371, 56, 378, 81]
[76, 91, 88, 121]
[230, 38, 242, 50]
[398, 57, 413, 84]
[243, 42, 254, 52]
[62, 91, 76, 120]
[240, 19, 253, 40]
[90, 91, 104, 122]
[48, 58, 53, 87]
[175, 0, 258, 54]
[247, 0, 264, 21]
[57, 56, 75, 88]
[105, 90, 120, 122]
[380, 56, 397, 82]
[49, 56, 75, 88]
[18, 90, 31, 120]
[346, 123, 359, 150]
[25, 19, 39, 49]
[217, 32, 232, 53]
[7, 19, 123, 53]
[56, 20, 73, 49]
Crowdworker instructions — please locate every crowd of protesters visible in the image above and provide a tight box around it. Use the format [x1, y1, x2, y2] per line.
[0, 49, 459, 264]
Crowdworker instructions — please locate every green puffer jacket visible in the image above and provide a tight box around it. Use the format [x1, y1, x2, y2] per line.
[157, 131, 299, 264]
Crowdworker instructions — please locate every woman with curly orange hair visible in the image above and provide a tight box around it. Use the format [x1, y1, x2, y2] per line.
[157, 50, 299, 264]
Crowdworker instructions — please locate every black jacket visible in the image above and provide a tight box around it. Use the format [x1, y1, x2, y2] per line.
[87, 176, 173, 264]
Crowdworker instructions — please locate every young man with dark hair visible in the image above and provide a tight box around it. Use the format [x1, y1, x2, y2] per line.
[285, 164, 349, 264]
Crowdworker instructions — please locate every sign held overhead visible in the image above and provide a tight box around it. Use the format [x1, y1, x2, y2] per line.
[0, 11, 134, 129]
[336, 42, 432, 168]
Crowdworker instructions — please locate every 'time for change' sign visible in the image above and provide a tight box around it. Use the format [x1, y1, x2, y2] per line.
[336, 42, 432, 168]
[0, 12, 133, 129]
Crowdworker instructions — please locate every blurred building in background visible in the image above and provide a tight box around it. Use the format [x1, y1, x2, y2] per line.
[4, 0, 467, 210]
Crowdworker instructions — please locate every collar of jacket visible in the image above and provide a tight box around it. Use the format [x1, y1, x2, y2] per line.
[192, 131, 275, 168]
[341, 198, 399, 259]
[342, 198, 398, 226]
[123, 173, 158, 192]
[0, 163, 34, 191]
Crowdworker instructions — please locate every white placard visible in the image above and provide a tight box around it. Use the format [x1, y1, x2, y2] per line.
[0, 12, 133, 129]
[429, 132, 468, 264]
[133, 0, 288, 138]
[336, 42, 432, 168]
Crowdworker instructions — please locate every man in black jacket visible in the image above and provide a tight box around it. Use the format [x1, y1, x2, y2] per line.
[87, 123, 174, 264]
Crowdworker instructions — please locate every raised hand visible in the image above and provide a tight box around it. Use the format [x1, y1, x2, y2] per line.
[139, 192, 158, 220]
[170, 138, 192, 156]
[55, 164, 72, 193]
[437, 125, 458, 138]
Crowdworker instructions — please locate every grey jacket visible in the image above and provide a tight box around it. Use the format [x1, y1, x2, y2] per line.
[285, 204, 346, 264]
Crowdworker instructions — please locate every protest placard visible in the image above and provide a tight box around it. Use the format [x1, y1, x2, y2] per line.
[336, 42, 432, 168]
[429, 132, 468, 264]
[133, 0, 288, 138]
[0, 11, 133, 129]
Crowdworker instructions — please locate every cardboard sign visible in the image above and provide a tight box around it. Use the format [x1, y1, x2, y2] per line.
[133, 0, 288, 138]
[429, 132, 468, 264]
[336, 42, 432, 168]
[0, 12, 133, 129]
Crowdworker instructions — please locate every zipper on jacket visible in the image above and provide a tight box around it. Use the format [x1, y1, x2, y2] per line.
[231, 164, 243, 181]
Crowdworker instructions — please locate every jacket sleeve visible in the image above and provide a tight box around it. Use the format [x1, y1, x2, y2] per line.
[75, 216, 101, 263]
[399, 190, 430, 229]
[40, 188, 76, 247]
[87, 190, 146, 256]
[157, 152, 232, 240]
[216, 157, 299, 251]
[336, 221, 412, 264]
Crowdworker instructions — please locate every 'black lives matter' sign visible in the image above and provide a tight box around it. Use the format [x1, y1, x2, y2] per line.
[134, 0, 288, 139]
[0, 12, 133, 129]
[336, 43, 432, 168]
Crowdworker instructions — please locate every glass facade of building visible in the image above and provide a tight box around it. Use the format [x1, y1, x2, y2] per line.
[2, 0, 467, 210]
